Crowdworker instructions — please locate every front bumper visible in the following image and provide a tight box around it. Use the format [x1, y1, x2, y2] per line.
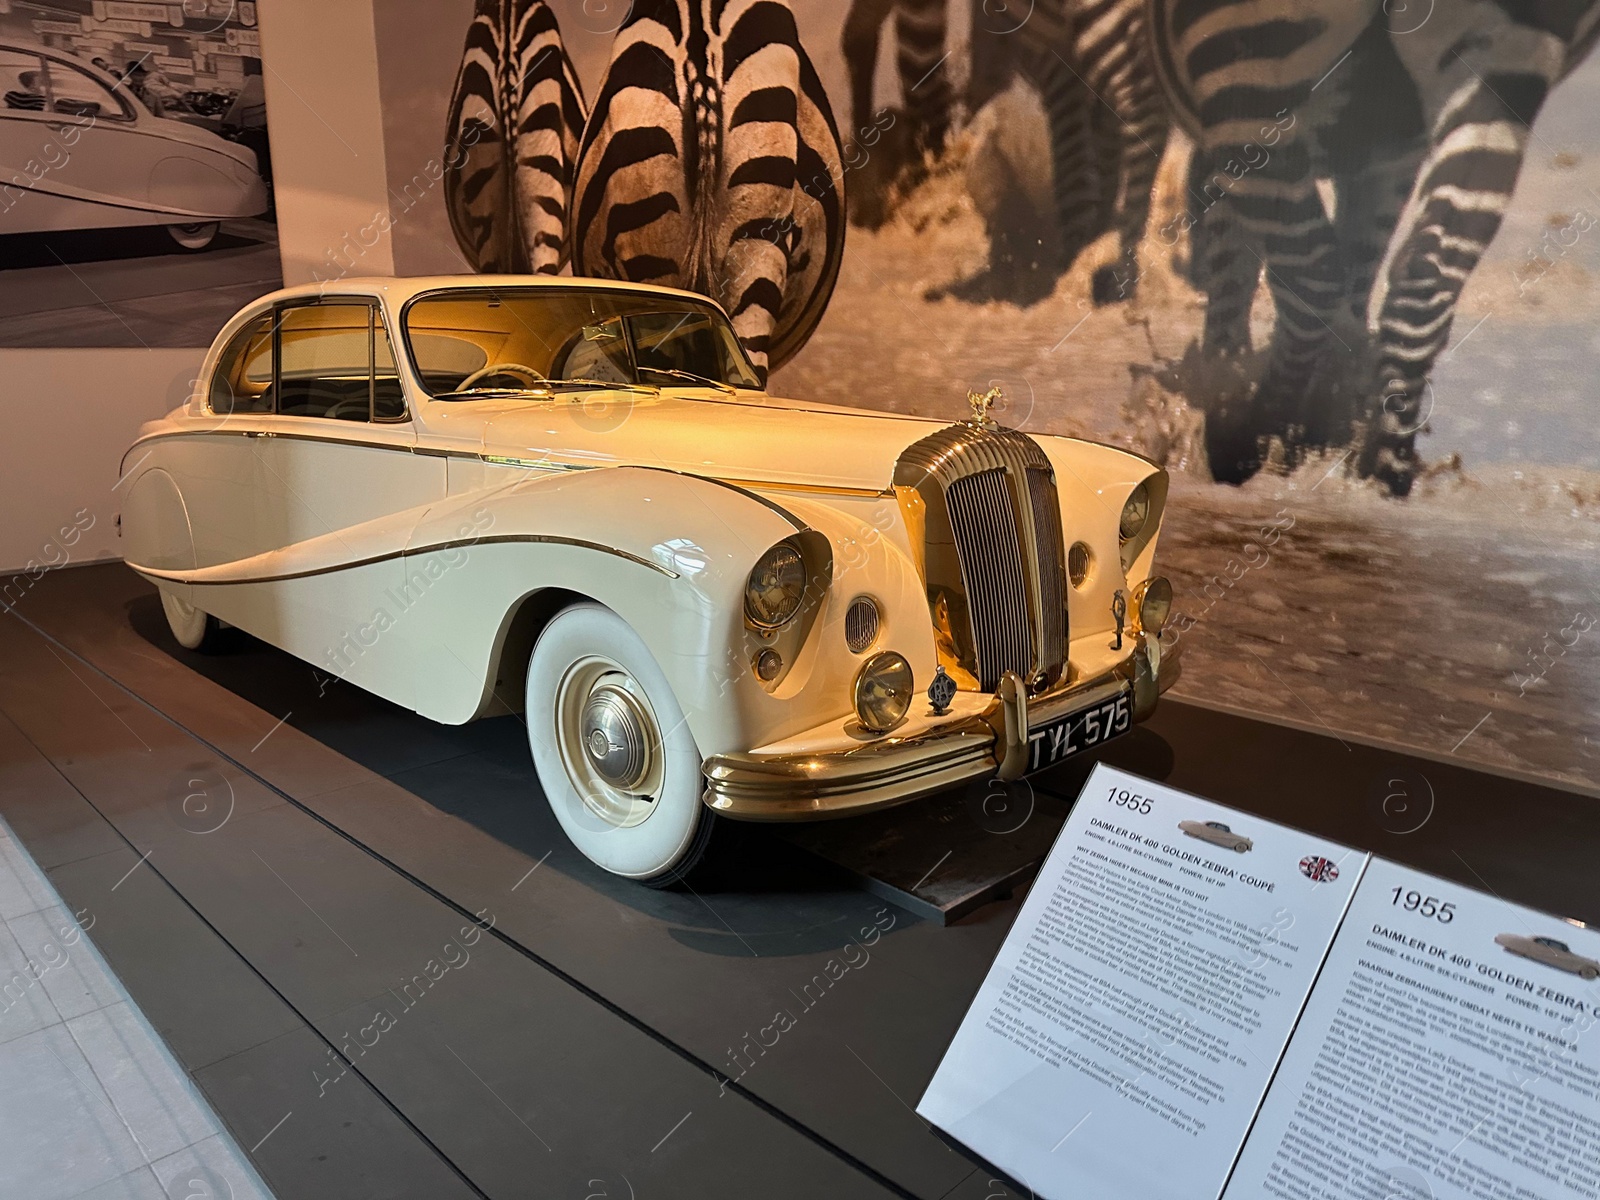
[702, 633, 1177, 821]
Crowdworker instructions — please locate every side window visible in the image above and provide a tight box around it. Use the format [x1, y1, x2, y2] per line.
[277, 303, 406, 422]
[209, 314, 274, 414]
[44, 60, 129, 120]
[0, 50, 46, 113]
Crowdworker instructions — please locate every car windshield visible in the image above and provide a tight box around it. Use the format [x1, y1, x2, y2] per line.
[403, 287, 762, 397]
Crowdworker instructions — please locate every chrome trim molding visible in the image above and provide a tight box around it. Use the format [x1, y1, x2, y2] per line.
[128, 533, 679, 587]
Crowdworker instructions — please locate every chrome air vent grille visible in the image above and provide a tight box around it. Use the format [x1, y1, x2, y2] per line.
[946, 470, 1033, 688]
[894, 421, 1070, 692]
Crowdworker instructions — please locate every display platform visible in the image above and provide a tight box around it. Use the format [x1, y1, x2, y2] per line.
[0, 562, 1596, 1199]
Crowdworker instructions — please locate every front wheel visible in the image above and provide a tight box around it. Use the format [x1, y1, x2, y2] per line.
[160, 589, 222, 651]
[166, 221, 220, 250]
[525, 602, 711, 885]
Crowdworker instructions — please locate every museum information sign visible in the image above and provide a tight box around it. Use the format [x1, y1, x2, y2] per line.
[918, 765, 1600, 1200]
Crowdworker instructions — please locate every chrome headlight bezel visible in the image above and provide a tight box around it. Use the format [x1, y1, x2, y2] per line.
[853, 651, 914, 733]
[1119, 482, 1150, 542]
[744, 540, 808, 630]
[1134, 576, 1172, 636]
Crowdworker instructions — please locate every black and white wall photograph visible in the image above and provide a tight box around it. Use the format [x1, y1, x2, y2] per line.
[0, 0, 276, 346]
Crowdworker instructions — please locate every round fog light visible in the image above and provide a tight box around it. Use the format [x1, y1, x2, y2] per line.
[1135, 576, 1173, 636]
[854, 651, 914, 733]
[754, 649, 783, 681]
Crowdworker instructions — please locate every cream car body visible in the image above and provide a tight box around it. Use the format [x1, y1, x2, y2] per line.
[0, 41, 266, 249]
[1178, 820, 1253, 853]
[1494, 934, 1600, 980]
[120, 276, 1176, 882]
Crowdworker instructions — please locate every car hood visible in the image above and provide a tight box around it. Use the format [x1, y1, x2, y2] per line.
[467, 389, 948, 493]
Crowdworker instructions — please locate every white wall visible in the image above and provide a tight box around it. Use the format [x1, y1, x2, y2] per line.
[259, 0, 394, 285]
[0, 350, 202, 574]
[0, 0, 397, 573]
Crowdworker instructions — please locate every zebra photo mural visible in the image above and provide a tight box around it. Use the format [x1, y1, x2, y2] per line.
[370, 0, 1600, 789]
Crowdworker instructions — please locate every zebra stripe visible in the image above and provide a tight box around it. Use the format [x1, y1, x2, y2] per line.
[572, 0, 847, 381]
[841, 0, 951, 156]
[1013, 0, 1172, 302]
[1150, 0, 1600, 493]
[443, 0, 587, 274]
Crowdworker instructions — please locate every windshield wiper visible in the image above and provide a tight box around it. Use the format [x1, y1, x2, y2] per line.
[556, 377, 659, 394]
[635, 366, 736, 393]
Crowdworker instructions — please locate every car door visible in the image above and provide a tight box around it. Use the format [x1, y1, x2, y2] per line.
[245, 299, 444, 706]
[253, 298, 443, 552]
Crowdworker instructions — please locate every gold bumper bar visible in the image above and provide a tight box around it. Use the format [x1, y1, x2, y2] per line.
[702, 635, 1176, 821]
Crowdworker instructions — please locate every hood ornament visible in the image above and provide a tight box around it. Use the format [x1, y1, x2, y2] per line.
[967, 385, 1003, 429]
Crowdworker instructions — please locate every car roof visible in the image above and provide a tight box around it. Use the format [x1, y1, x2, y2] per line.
[261, 275, 733, 317]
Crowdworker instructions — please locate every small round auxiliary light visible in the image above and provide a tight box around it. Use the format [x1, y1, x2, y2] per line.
[1068, 542, 1092, 589]
[844, 595, 880, 654]
[854, 651, 914, 733]
[754, 649, 783, 682]
[1134, 576, 1173, 636]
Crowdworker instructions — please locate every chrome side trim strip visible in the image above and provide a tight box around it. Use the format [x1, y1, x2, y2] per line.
[128, 533, 678, 587]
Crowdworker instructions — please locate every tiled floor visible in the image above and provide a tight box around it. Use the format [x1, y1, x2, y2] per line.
[0, 818, 273, 1200]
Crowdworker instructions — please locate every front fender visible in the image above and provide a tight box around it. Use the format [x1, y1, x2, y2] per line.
[396, 466, 822, 754]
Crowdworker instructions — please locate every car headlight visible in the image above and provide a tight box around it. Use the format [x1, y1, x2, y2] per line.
[1134, 576, 1172, 636]
[854, 651, 913, 732]
[745, 541, 807, 629]
[1119, 482, 1150, 541]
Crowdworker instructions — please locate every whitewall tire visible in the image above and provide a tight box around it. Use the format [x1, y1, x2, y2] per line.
[166, 221, 220, 250]
[160, 589, 221, 651]
[526, 602, 711, 885]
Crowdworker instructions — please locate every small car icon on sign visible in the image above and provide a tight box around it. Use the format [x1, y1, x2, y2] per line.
[1494, 934, 1600, 980]
[1178, 820, 1252, 853]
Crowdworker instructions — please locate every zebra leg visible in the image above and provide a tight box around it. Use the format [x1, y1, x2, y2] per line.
[1187, 150, 1258, 357]
[1198, 136, 1344, 483]
[1360, 76, 1546, 495]
[1090, 107, 1168, 306]
[1033, 57, 1104, 274]
[842, 0, 899, 228]
[893, 0, 952, 154]
[842, 0, 896, 141]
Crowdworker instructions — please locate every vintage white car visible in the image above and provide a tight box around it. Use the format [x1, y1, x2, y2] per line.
[1494, 934, 1600, 980]
[0, 41, 266, 249]
[1178, 819, 1253, 853]
[120, 277, 1176, 883]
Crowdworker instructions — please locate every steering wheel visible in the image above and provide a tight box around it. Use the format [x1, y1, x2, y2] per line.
[457, 362, 548, 391]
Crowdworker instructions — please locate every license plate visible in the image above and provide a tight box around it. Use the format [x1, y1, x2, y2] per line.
[1025, 691, 1132, 774]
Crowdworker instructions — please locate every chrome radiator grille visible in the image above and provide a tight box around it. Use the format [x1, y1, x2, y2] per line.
[945, 470, 1034, 687]
[894, 422, 1070, 692]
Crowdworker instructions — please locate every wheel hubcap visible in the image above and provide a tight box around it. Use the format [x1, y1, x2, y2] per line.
[580, 681, 653, 791]
[553, 658, 665, 830]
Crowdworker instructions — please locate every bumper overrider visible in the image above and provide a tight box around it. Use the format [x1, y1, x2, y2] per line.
[702, 631, 1178, 821]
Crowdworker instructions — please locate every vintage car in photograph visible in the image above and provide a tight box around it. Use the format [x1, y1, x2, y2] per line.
[0, 41, 266, 249]
[119, 276, 1176, 883]
[1494, 933, 1600, 979]
[1178, 820, 1253, 853]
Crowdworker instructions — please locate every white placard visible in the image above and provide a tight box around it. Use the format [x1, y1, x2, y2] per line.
[918, 764, 1365, 1199]
[1223, 857, 1600, 1200]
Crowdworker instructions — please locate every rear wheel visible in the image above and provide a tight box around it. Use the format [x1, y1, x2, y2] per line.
[525, 602, 711, 885]
[160, 590, 222, 652]
[166, 221, 220, 250]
